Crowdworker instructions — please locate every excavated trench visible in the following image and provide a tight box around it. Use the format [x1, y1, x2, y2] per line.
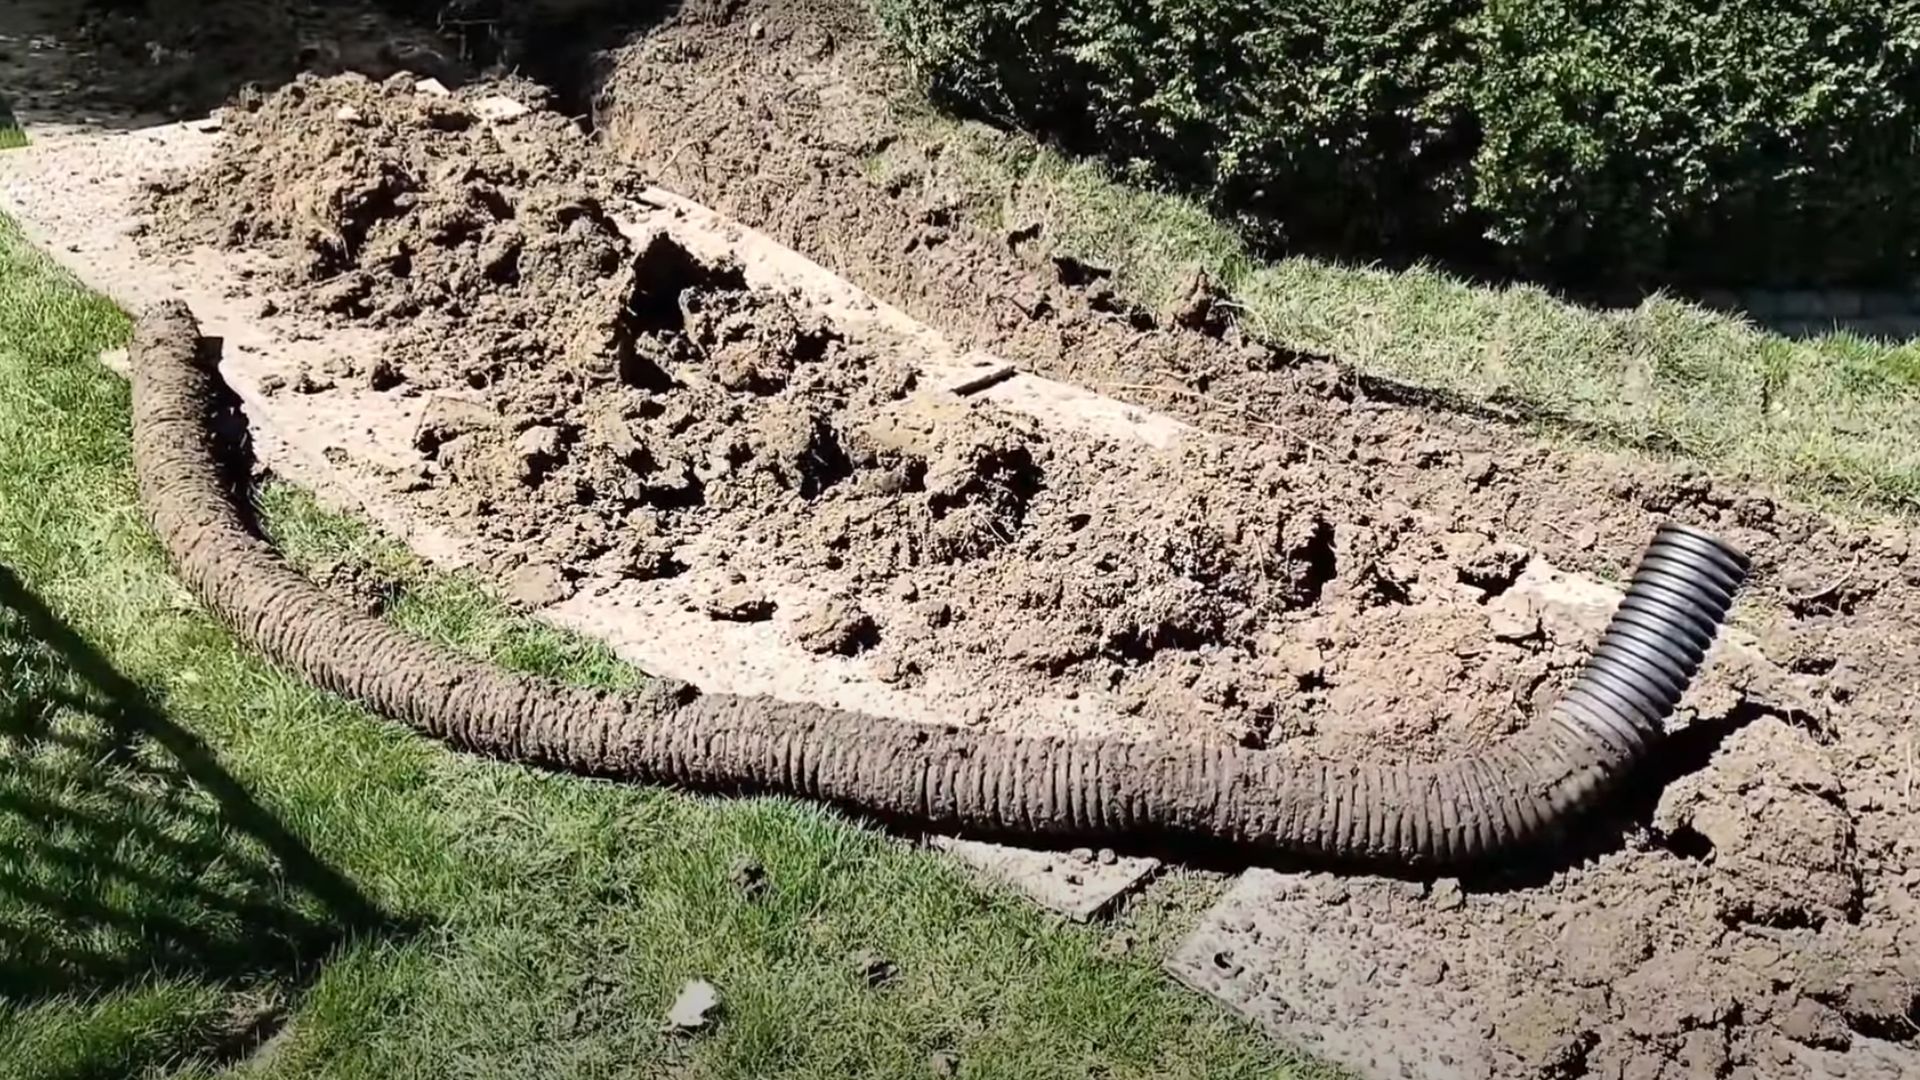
[123, 65, 1769, 871]
[142, 73, 1695, 761]
[132, 298, 1749, 866]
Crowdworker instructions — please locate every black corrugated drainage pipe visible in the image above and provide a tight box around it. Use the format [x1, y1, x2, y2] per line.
[129, 302, 1751, 868]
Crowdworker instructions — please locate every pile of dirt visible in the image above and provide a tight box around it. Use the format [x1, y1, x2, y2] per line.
[145, 74, 1625, 753]
[581, 4, 1919, 1076]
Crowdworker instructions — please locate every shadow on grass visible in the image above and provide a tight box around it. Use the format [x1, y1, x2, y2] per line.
[0, 564, 402, 1058]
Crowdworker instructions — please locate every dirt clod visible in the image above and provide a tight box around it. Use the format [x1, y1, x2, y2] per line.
[851, 949, 897, 988]
[664, 979, 721, 1033]
[707, 586, 776, 623]
[728, 855, 769, 898]
[506, 562, 571, 608]
[792, 599, 879, 657]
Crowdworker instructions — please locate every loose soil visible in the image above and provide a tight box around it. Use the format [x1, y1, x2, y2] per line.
[113, 0, 1920, 1075]
[598, 4, 1920, 1074]
[142, 72, 1605, 758]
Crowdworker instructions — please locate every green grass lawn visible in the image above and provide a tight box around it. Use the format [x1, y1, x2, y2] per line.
[0, 214, 1328, 1078]
[871, 105, 1920, 514]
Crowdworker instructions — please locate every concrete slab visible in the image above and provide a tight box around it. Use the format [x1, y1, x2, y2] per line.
[927, 837, 1158, 922]
[1168, 869, 1502, 1080]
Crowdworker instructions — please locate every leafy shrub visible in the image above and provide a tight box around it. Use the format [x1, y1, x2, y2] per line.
[872, 0, 1920, 287]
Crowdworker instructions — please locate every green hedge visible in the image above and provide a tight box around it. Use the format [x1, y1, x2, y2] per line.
[873, 0, 1920, 287]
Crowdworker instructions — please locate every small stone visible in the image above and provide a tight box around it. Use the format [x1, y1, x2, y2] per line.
[513, 425, 563, 483]
[851, 950, 897, 988]
[706, 585, 776, 623]
[1095, 848, 1117, 866]
[1069, 847, 1094, 864]
[473, 95, 530, 122]
[664, 979, 721, 1033]
[1431, 877, 1466, 911]
[257, 297, 280, 318]
[928, 1051, 959, 1078]
[728, 855, 768, 898]
[333, 104, 363, 123]
[506, 562, 571, 607]
[748, 20, 766, 39]
[258, 372, 288, 395]
[414, 77, 452, 97]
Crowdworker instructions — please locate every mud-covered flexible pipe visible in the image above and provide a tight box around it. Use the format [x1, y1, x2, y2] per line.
[129, 302, 1749, 867]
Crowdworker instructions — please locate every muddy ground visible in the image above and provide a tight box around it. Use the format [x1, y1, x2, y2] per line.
[99, 0, 1920, 1075]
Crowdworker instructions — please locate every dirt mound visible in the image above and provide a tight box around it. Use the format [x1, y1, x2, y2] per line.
[586, 4, 1920, 1075]
[144, 71, 633, 363]
[145, 73, 1648, 756]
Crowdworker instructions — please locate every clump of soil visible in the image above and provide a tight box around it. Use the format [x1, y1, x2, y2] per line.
[145, 71, 638, 385]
